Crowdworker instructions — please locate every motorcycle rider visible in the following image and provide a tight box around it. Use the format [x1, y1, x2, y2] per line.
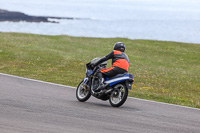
[90, 42, 129, 92]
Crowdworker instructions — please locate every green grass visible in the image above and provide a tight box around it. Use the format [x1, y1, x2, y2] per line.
[0, 32, 200, 108]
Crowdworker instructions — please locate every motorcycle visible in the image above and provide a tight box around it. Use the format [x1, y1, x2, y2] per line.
[76, 57, 134, 107]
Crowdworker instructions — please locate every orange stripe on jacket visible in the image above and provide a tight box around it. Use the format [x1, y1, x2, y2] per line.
[114, 50, 122, 55]
[113, 59, 129, 71]
[100, 67, 115, 73]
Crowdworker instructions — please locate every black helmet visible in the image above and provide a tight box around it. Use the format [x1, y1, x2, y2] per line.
[113, 42, 125, 52]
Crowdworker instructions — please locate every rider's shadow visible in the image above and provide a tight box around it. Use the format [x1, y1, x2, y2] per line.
[70, 100, 140, 112]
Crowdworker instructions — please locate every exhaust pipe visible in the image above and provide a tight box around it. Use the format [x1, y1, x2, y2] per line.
[105, 88, 113, 94]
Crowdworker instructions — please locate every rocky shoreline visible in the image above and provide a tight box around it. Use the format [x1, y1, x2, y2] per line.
[0, 9, 76, 23]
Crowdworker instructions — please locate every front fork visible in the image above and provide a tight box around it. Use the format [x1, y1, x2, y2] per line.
[83, 77, 90, 91]
[83, 77, 88, 84]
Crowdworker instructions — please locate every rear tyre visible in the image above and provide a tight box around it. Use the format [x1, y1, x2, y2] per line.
[76, 80, 91, 102]
[109, 83, 128, 107]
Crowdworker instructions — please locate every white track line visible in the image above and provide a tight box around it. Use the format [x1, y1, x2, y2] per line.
[0, 73, 199, 111]
[129, 97, 200, 111]
[0, 73, 75, 89]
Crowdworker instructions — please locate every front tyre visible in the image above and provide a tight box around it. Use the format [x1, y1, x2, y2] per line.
[109, 84, 128, 107]
[76, 80, 91, 102]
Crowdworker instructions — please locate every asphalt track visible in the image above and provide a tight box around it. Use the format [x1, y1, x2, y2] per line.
[0, 73, 200, 133]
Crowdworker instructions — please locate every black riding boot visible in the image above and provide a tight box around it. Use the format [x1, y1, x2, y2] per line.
[94, 72, 108, 92]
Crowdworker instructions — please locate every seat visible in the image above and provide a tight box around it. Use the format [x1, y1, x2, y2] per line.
[109, 73, 127, 80]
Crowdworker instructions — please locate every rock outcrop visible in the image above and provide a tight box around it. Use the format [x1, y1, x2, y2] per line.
[0, 9, 74, 23]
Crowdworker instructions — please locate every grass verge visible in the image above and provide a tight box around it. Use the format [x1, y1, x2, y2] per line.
[0, 32, 200, 108]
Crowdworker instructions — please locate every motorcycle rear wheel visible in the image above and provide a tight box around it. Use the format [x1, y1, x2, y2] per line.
[109, 83, 128, 107]
[76, 80, 91, 102]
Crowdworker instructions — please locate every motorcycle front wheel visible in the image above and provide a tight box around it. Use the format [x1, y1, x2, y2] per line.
[76, 80, 91, 102]
[109, 83, 128, 107]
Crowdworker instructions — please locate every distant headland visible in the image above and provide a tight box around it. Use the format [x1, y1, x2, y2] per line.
[0, 9, 79, 23]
